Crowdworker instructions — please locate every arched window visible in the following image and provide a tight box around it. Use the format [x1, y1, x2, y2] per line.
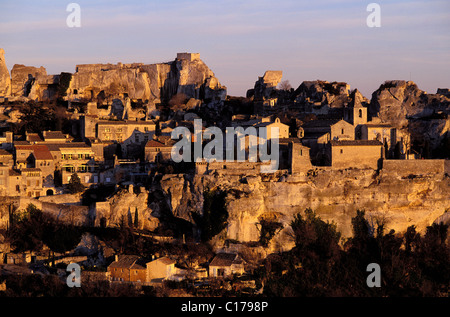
[359, 109, 363, 118]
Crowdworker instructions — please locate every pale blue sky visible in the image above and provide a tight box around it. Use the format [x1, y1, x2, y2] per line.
[0, 0, 449, 97]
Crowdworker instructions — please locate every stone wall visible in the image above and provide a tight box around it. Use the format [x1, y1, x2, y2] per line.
[382, 159, 446, 177]
[331, 142, 383, 170]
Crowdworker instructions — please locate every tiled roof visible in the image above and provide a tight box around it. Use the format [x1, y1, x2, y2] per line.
[210, 253, 241, 267]
[302, 119, 340, 128]
[46, 142, 90, 151]
[145, 140, 173, 148]
[43, 131, 67, 140]
[32, 145, 53, 160]
[0, 149, 12, 156]
[109, 255, 142, 269]
[330, 140, 383, 146]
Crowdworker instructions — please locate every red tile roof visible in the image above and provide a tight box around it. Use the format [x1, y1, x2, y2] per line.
[32, 145, 53, 160]
[145, 140, 172, 148]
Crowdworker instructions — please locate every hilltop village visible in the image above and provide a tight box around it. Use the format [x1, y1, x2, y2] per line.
[0, 50, 449, 295]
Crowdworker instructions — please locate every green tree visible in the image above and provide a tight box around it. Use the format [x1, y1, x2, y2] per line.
[290, 208, 341, 259]
[193, 188, 228, 242]
[134, 207, 139, 228]
[66, 172, 85, 194]
[7, 204, 54, 253]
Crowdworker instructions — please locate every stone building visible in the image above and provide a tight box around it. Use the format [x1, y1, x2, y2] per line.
[209, 253, 245, 278]
[146, 256, 176, 282]
[82, 115, 156, 158]
[290, 140, 313, 173]
[360, 122, 411, 159]
[329, 140, 383, 170]
[0, 149, 13, 166]
[254, 117, 290, 140]
[144, 139, 174, 163]
[108, 255, 148, 283]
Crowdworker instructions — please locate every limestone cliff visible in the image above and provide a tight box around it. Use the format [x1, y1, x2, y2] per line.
[66, 53, 226, 106]
[293, 80, 353, 108]
[369, 80, 450, 153]
[158, 169, 449, 252]
[247, 70, 283, 100]
[95, 185, 159, 231]
[10, 64, 47, 97]
[0, 48, 11, 97]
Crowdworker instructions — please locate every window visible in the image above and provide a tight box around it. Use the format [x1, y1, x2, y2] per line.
[85, 154, 90, 159]
[78, 154, 83, 160]
[61, 154, 66, 160]
[67, 154, 73, 160]
[105, 128, 111, 133]
[341, 129, 344, 134]
[359, 109, 363, 118]
[300, 149, 303, 156]
[340, 149, 343, 154]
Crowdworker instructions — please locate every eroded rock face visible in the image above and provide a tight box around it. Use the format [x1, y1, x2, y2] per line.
[158, 169, 449, 253]
[0, 48, 11, 96]
[10, 64, 47, 97]
[293, 80, 352, 108]
[370, 80, 450, 152]
[250, 70, 283, 100]
[370, 80, 450, 126]
[66, 54, 227, 106]
[96, 186, 159, 231]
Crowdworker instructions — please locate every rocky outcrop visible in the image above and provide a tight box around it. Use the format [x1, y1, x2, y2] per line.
[65, 53, 227, 108]
[248, 70, 283, 100]
[158, 169, 449, 252]
[369, 80, 450, 126]
[293, 80, 352, 108]
[0, 48, 11, 97]
[10, 64, 47, 97]
[370, 80, 450, 153]
[95, 185, 159, 231]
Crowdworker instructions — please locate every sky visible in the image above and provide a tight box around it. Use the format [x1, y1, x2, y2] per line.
[0, 0, 449, 98]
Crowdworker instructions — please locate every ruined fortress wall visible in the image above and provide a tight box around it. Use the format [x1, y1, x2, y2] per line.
[177, 53, 200, 62]
[382, 159, 446, 177]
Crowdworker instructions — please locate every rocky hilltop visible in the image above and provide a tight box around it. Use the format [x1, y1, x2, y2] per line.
[0, 50, 227, 109]
[369, 80, 450, 155]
